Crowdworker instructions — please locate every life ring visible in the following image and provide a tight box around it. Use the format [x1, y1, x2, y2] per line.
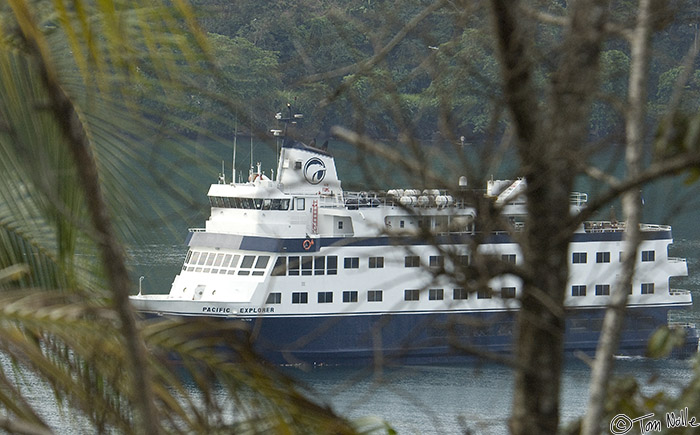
[302, 239, 314, 250]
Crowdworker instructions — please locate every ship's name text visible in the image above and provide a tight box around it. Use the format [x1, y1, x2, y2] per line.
[202, 306, 231, 314]
[239, 307, 275, 314]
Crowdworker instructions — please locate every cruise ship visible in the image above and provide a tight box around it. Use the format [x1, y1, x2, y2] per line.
[130, 114, 697, 364]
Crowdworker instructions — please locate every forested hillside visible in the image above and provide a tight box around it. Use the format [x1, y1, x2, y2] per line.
[171, 0, 700, 143]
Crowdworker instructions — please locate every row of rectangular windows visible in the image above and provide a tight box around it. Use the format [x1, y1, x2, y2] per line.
[572, 250, 655, 264]
[272, 254, 483, 276]
[183, 250, 654, 278]
[571, 282, 654, 296]
[265, 287, 517, 305]
[209, 196, 292, 210]
[183, 251, 269, 276]
[267, 282, 657, 305]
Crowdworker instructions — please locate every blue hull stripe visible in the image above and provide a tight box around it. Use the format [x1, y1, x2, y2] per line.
[188, 230, 672, 253]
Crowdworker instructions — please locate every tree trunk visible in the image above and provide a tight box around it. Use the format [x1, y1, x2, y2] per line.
[489, 1, 609, 433]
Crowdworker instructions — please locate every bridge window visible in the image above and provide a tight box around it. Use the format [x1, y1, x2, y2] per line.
[314, 256, 325, 275]
[288, 256, 300, 275]
[327, 256, 338, 275]
[272, 257, 287, 276]
[301, 256, 313, 276]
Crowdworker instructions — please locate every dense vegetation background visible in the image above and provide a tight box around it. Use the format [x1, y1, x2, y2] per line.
[155, 0, 700, 143]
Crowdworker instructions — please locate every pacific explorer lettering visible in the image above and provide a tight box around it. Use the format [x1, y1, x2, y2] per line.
[201, 306, 231, 314]
[239, 307, 275, 314]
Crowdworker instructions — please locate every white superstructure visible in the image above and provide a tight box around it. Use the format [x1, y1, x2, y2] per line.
[130, 119, 694, 363]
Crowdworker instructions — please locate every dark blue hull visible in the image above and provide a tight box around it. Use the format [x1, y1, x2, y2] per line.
[227, 306, 696, 365]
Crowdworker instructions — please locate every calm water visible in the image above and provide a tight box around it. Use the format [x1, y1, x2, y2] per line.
[290, 358, 695, 434]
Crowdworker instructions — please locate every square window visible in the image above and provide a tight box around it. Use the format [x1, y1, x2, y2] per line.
[429, 256, 444, 268]
[572, 252, 587, 264]
[266, 292, 281, 304]
[641, 250, 655, 262]
[595, 284, 610, 296]
[596, 252, 610, 263]
[571, 285, 587, 297]
[405, 256, 420, 267]
[342, 291, 358, 303]
[369, 257, 384, 268]
[453, 288, 468, 300]
[292, 292, 308, 304]
[428, 289, 444, 300]
[641, 283, 655, 294]
[368, 290, 383, 302]
[344, 257, 359, 269]
[501, 287, 516, 298]
[404, 289, 420, 301]
[318, 291, 333, 303]
[458, 255, 470, 266]
[477, 289, 492, 299]
[501, 254, 516, 264]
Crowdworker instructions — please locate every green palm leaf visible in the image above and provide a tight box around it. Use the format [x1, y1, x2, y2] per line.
[0, 1, 363, 433]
